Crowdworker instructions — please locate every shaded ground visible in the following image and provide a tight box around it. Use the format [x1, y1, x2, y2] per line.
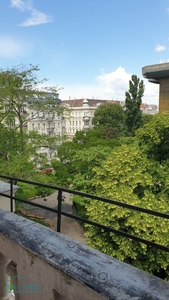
[20, 191, 87, 244]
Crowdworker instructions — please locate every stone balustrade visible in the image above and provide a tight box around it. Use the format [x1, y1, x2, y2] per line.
[0, 209, 169, 300]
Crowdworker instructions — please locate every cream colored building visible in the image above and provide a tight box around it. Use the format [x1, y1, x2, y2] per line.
[25, 94, 64, 160]
[62, 98, 122, 139]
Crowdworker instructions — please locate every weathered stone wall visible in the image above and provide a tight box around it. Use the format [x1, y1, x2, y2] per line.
[0, 209, 169, 300]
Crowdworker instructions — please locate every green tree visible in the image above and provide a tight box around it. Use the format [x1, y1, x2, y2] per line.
[0, 64, 66, 177]
[52, 127, 122, 190]
[0, 64, 61, 153]
[0, 124, 19, 161]
[0, 124, 36, 178]
[73, 129, 121, 147]
[85, 144, 169, 279]
[136, 113, 169, 163]
[142, 114, 154, 126]
[92, 103, 125, 138]
[125, 75, 144, 135]
[70, 145, 112, 218]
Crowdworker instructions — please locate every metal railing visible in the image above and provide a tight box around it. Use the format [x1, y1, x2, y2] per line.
[0, 174, 169, 253]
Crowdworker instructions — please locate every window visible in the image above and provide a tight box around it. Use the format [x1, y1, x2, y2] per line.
[38, 123, 40, 129]
[32, 124, 34, 129]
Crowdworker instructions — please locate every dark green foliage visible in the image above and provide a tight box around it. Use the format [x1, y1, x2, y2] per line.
[92, 103, 125, 137]
[142, 114, 154, 126]
[51, 159, 72, 187]
[125, 75, 144, 135]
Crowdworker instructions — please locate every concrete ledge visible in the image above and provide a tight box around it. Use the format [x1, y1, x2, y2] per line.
[142, 62, 169, 80]
[0, 209, 169, 299]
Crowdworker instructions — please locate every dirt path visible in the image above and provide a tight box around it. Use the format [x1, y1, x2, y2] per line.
[20, 191, 87, 244]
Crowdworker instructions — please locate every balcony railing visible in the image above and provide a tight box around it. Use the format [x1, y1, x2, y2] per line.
[0, 174, 169, 253]
[0, 175, 169, 299]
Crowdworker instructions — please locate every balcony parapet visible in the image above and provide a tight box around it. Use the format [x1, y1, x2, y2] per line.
[83, 116, 90, 121]
[0, 209, 169, 299]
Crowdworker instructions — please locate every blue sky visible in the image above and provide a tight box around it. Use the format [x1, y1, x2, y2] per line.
[1, 1, 169, 104]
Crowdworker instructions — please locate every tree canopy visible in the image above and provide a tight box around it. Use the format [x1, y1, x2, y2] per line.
[0, 64, 62, 178]
[0, 64, 61, 153]
[84, 143, 169, 279]
[92, 103, 125, 138]
[136, 112, 169, 163]
[52, 113, 169, 280]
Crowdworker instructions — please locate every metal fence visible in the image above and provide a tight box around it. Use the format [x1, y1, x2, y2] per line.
[0, 174, 169, 253]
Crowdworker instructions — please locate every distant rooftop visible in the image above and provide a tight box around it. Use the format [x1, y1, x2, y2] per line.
[61, 99, 122, 108]
[28, 92, 61, 104]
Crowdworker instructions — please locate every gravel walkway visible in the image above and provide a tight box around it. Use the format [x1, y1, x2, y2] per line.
[20, 191, 87, 244]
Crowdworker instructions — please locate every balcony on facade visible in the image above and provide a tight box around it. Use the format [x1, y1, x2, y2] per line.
[0, 175, 169, 300]
[47, 127, 55, 134]
[83, 123, 91, 130]
[83, 115, 90, 121]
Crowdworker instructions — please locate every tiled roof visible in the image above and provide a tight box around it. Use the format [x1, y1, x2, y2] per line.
[61, 99, 122, 107]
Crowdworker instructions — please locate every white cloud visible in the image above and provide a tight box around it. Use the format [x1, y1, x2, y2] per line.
[155, 44, 166, 52]
[0, 36, 28, 57]
[10, 0, 53, 26]
[143, 81, 159, 105]
[159, 58, 169, 63]
[59, 67, 159, 105]
[11, 0, 28, 11]
[96, 67, 131, 99]
[21, 9, 53, 26]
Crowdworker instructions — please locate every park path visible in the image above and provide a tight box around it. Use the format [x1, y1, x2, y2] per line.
[20, 191, 87, 244]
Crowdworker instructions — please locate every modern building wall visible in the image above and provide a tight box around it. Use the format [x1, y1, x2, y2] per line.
[142, 62, 169, 112]
[159, 78, 169, 112]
